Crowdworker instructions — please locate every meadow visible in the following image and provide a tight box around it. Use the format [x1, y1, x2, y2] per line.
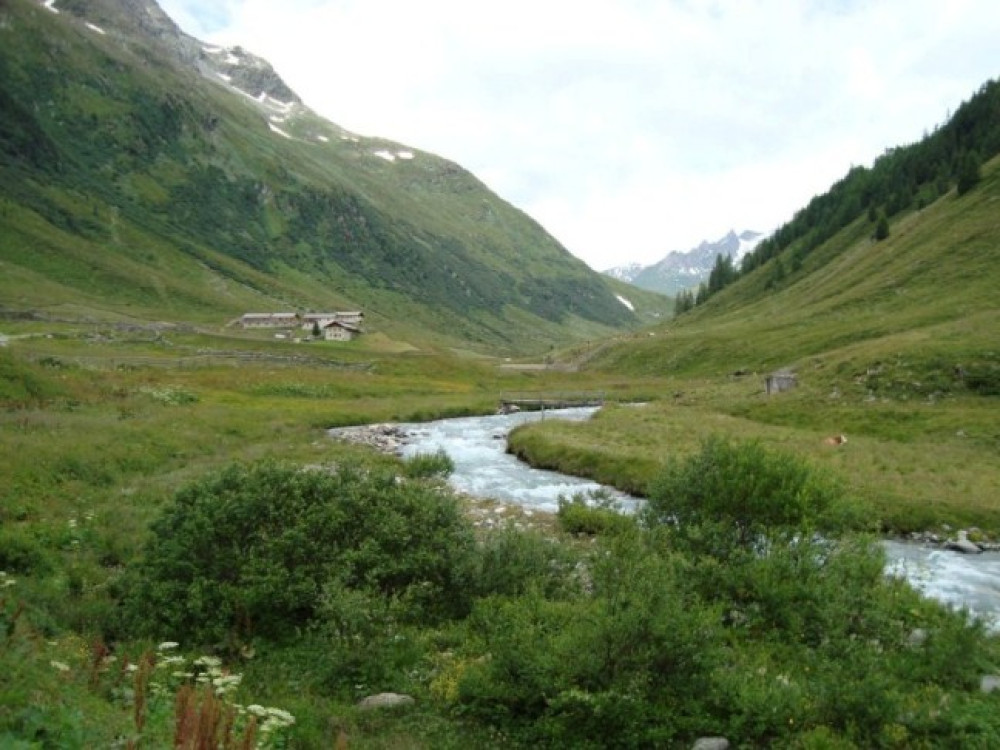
[3, 319, 1000, 747]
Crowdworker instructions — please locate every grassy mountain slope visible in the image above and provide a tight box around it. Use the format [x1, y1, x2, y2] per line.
[0, 0, 668, 352]
[592, 152, 1000, 380]
[509, 141, 1000, 533]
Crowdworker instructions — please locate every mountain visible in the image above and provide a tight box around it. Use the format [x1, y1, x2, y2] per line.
[604, 230, 764, 296]
[587, 123, 1000, 383]
[0, 0, 670, 353]
[601, 262, 644, 284]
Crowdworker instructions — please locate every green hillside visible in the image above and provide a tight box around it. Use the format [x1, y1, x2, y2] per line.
[510, 113, 1000, 533]
[0, 0, 668, 353]
[592, 152, 1000, 381]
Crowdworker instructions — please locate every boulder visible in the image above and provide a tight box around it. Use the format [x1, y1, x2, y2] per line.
[692, 738, 730, 750]
[357, 692, 415, 711]
[981, 675, 1000, 693]
[946, 530, 982, 555]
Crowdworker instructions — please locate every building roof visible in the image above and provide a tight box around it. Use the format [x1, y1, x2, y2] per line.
[323, 321, 361, 332]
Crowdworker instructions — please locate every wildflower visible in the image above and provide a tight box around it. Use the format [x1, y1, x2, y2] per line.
[212, 674, 242, 694]
[193, 655, 221, 668]
[246, 704, 268, 717]
[266, 707, 295, 724]
[68, 518, 78, 528]
[157, 641, 180, 651]
[50, 660, 71, 672]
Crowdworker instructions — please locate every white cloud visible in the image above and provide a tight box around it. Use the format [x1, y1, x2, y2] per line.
[160, 0, 1000, 270]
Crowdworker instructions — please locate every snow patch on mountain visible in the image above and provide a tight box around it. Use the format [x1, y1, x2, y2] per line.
[85, 22, 106, 34]
[267, 122, 293, 139]
[616, 295, 635, 311]
[374, 149, 416, 162]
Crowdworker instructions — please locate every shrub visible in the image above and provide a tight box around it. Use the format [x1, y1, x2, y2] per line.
[0, 527, 52, 575]
[557, 492, 635, 537]
[123, 462, 478, 646]
[455, 534, 722, 746]
[642, 436, 860, 554]
[402, 449, 454, 479]
[471, 528, 582, 600]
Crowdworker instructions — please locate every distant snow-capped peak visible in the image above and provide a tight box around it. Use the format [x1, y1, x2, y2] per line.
[602, 229, 767, 296]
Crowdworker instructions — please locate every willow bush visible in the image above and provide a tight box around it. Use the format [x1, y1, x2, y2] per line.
[123, 462, 478, 647]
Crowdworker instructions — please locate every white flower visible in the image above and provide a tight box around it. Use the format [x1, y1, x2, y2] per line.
[50, 660, 71, 672]
[212, 674, 242, 694]
[193, 655, 221, 668]
[157, 641, 180, 651]
[265, 707, 295, 725]
[246, 704, 268, 717]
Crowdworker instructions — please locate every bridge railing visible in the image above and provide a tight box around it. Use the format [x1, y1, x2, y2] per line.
[498, 390, 606, 409]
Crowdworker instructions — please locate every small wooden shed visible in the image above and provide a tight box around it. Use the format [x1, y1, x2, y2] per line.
[765, 369, 797, 395]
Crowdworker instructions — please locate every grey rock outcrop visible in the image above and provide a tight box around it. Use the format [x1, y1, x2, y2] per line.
[692, 738, 730, 750]
[357, 692, 415, 711]
[946, 530, 982, 555]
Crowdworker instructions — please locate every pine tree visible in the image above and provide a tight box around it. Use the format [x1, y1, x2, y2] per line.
[957, 151, 981, 196]
[694, 283, 709, 306]
[875, 211, 890, 241]
[674, 289, 695, 316]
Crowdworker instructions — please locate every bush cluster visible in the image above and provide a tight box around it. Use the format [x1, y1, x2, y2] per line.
[447, 439, 1000, 747]
[116, 442, 1000, 747]
[124, 462, 478, 646]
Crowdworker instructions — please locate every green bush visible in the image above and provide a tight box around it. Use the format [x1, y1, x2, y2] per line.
[642, 436, 862, 554]
[123, 462, 478, 646]
[403, 449, 454, 479]
[0, 527, 52, 575]
[455, 535, 722, 746]
[472, 528, 582, 600]
[557, 492, 636, 537]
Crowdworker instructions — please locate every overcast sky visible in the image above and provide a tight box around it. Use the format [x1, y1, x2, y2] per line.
[158, 0, 1000, 270]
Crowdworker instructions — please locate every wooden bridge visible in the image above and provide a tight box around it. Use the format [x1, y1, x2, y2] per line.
[499, 390, 606, 413]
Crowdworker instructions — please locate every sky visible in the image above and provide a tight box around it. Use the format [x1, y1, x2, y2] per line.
[157, 0, 1000, 271]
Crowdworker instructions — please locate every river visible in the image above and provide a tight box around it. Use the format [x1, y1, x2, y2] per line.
[395, 406, 1000, 631]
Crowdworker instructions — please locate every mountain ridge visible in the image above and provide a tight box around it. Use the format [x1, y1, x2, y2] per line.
[0, 0, 670, 352]
[604, 229, 764, 296]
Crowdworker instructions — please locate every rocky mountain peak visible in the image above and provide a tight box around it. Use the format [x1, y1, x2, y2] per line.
[44, 0, 300, 104]
[603, 229, 765, 296]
